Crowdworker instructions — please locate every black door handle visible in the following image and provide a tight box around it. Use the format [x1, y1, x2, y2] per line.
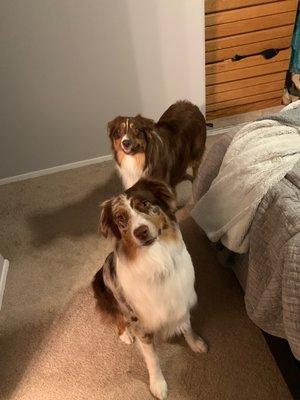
[232, 48, 279, 61]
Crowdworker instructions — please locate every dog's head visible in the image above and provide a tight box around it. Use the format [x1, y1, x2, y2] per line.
[100, 179, 177, 256]
[107, 115, 155, 155]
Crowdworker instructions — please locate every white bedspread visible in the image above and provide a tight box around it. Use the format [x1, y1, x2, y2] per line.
[192, 101, 300, 254]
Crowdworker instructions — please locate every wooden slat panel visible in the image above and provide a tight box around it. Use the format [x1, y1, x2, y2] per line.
[206, 98, 282, 119]
[206, 36, 292, 63]
[206, 48, 290, 74]
[207, 80, 285, 104]
[206, 25, 293, 51]
[205, 0, 280, 14]
[207, 90, 282, 112]
[206, 60, 289, 85]
[206, 12, 296, 39]
[206, 0, 298, 25]
[206, 72, 286, 94]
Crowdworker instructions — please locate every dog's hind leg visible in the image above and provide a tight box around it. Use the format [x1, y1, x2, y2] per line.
[137, 337, 168, 400]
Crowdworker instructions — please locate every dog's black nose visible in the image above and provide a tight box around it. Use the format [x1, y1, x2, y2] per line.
[122, 139, 132, 149]
[133, 225, 149, 241]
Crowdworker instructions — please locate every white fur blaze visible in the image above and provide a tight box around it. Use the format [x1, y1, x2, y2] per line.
[117, 235, 197, 335]
[118, 154, 144, 189]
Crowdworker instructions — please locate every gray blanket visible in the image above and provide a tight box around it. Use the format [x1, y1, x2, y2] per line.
[260, 100, 300, 126]
[245, 160, 300, 359]
[187, 108, 300, 359]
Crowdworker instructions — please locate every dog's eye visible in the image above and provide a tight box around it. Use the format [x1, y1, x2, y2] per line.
[115, 213, 128, 229]
[140, 200, 150, 209]
[116, 213, 124, 221]
[136, 129, 145, 137]
[114, 131, 121, 139]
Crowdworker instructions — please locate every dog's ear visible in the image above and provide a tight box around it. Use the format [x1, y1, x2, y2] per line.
[140, 179, 177, 213]
[107, 117, 124, 139]
[134, 115, 155, 139]
[99, 199, 121, 239]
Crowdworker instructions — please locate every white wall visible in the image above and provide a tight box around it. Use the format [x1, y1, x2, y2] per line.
[0, 0, 205, 180]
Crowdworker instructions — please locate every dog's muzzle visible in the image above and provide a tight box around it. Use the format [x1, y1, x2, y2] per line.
[133, 225, 156, 246]
[121, 139, 132, 154]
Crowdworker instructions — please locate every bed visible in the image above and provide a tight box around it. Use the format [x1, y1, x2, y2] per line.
[184, 109, 300, 361]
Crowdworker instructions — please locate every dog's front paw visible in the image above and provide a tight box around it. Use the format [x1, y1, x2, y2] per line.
[188, 336, 208, 353]
[150, 376, 168, 400]
[119, 329, 134, 345]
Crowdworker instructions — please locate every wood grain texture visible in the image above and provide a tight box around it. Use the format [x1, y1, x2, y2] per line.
[206, 0, 298, 25]
[206, 90, 283, 112]
[207, 80, 285, 104]
[206, 36, 292, 63]
[206, 98, 282, 119]
[206, 72, 286, 94]
[206, 49, 290, 74]
[205, 0, 281, 14]
[206, 12, 296, 39]
[206, 25, 294, 51]
[205, 0, 295, 118]
[206, 60, 289, 85]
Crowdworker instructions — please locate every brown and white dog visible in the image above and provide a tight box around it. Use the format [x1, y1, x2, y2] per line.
[108, 100, 207, 189]
[93, 178, 207, 400]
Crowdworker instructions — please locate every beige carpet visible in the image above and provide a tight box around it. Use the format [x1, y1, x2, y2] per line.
[0, 141, 291, 400]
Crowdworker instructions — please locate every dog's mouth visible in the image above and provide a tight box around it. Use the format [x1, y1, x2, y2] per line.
[121, 145, 132, 154]
[121, 143, 140, 155]
[142, 237, 156, 246]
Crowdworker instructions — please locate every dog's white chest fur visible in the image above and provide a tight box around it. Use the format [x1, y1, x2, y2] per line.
[117, 155, 144, 189]
[117, 233, 197, 334]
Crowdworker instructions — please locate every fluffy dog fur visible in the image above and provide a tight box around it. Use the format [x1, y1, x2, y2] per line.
[93, 178, 208, 399]
[108, 100, 207, 189]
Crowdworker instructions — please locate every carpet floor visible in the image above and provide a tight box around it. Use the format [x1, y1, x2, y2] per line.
[0, 142, 291, 399]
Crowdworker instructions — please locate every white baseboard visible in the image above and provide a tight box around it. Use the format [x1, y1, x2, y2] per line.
[0, 255, 9, 311]
[0, 154, 113, 186]
[0, 127, 243, 185]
